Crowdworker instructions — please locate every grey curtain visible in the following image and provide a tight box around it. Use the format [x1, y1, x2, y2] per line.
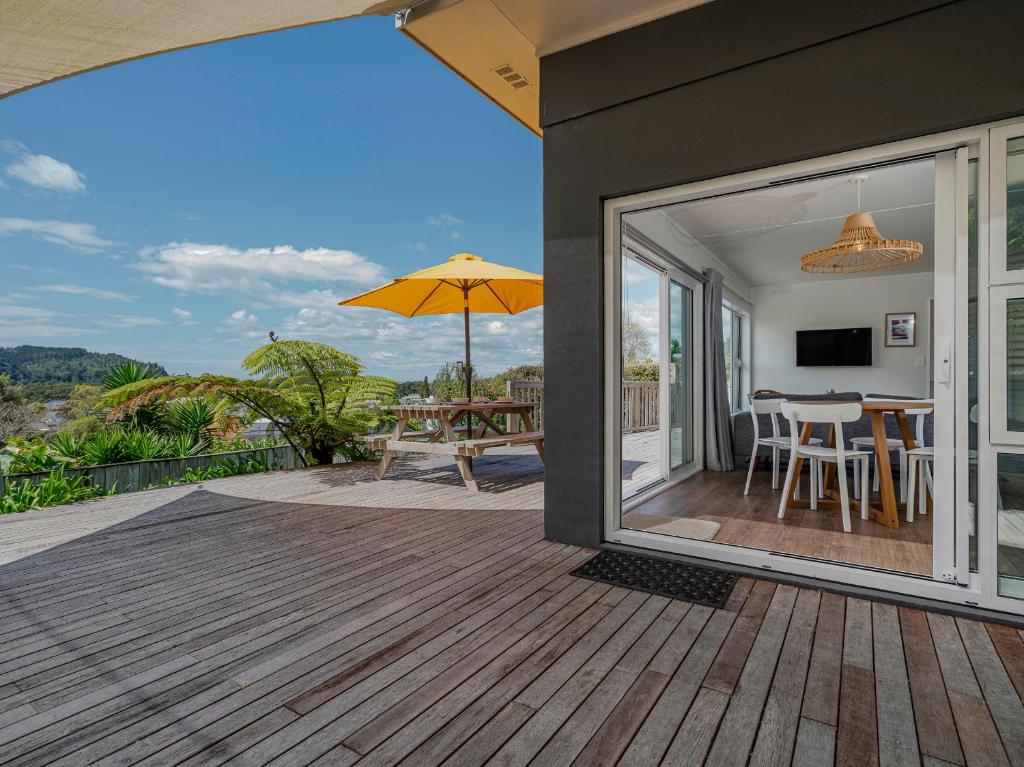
[704, 269, 735, 470]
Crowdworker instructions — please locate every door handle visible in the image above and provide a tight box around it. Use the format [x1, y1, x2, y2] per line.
[938, 341, 952, 385]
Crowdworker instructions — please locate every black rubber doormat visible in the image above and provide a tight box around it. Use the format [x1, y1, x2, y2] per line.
[570, 550, 738, 608]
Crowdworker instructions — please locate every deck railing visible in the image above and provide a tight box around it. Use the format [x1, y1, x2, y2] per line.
[622, 381, 659, 433]
[506, 380, 659, 433]
[3, 445, 302, 495]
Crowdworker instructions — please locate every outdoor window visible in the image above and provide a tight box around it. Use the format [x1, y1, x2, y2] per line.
[722, 303, 745, 411]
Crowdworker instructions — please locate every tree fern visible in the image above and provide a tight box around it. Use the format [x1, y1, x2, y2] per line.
[100, 340, 396, 466]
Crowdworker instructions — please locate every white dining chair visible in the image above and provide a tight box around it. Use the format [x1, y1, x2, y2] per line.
[743, 398, 821, 496]
[850, 397, 909, 502]
[904, 404, 934, 522]
[778, 402, 871, 533]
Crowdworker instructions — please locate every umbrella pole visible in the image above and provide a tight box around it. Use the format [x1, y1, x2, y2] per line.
[463, 287, 472, 400]
[463, 287, 474, 469]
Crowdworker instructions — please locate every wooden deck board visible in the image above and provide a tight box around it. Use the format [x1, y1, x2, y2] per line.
[0, 455, 1020, 766]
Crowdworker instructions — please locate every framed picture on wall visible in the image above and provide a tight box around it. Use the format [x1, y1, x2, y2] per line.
[884, 312, 916, 347]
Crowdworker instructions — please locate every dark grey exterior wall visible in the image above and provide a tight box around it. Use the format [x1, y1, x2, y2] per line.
[541, 0, 1024, 546]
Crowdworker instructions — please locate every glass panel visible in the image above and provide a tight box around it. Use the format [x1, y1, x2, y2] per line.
[1007, 137, 1024, 271]
[996, 453, 1024, 599]
[722, 306, 734, 409]
[622, 255, 662, 500]
[1007, 297, 1024, 432]
[968, 156, 979, 571]
[670, 281, 693, 470]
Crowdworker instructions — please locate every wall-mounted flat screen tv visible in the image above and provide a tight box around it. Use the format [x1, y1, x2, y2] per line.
[796, 327, 872, 367]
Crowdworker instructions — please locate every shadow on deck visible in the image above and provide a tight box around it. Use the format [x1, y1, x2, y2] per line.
[0, 448, 1021, 766]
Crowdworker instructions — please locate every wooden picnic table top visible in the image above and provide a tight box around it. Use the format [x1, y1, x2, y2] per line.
[795, 399, 933, 411]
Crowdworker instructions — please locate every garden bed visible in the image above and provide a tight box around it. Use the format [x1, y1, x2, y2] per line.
[2, 445, 301, 495]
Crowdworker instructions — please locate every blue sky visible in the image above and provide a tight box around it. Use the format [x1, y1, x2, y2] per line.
[0, 16, 542, 381]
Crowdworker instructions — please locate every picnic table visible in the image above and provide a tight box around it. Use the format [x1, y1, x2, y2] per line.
[361, 401, 543, 492]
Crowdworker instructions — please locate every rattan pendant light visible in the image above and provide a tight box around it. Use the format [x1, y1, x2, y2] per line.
[800, 174, 923, 274]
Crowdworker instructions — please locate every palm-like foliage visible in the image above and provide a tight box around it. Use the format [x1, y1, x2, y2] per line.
[102, 360, 159, 391]
[165, 398, 221, 449]
[101, 340, 396, 466]
[103, 360, 163, 430]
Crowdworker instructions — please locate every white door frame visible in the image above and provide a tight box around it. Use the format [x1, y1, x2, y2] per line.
[666, 265, 704, 482]
[602, 119, 1024, 611]
[617, 237, 704, 510]
[985, 121, 1024, 612]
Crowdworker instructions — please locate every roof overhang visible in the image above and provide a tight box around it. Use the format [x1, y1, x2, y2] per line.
[1, 0, 709, 138]
[398, 0, 713, 136]
[0, 0, 408, 100]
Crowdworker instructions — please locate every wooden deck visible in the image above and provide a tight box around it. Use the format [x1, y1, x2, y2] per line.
[1, 453, 1023, 766]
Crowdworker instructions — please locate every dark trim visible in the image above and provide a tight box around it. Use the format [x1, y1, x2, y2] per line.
[603, 542, 1024, 629]
[540, 0, 958, 128]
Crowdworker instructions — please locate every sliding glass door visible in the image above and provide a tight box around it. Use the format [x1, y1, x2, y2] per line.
[669, 277, 695, 472]
[986, 123, 1024, 606]
[620, 247, 702, 507]
[603, 123, 1013, 609]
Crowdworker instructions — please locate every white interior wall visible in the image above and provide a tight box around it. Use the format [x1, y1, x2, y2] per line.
[750, 272, 933, 396]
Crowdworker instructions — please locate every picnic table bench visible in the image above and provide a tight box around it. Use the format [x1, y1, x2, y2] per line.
[360, 401, 543, 491]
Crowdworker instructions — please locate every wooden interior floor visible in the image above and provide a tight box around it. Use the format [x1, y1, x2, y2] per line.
[624, 467, 935, 576]
[1, 455, 1023, 766]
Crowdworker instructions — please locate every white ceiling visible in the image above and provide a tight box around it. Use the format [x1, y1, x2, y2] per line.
[644, 159, 936, 288]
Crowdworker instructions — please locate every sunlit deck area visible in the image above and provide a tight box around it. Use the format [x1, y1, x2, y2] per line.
[1, 452, 1023, 766]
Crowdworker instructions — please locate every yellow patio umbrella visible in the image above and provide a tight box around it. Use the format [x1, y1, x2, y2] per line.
[338, 253, 543, 397]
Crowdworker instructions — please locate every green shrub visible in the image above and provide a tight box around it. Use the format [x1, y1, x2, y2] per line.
[0, 467, 110, 514]
[1, 437, 73, 474]
[210, 436, 285, 452]
[60, 415, 102, 438]
[624, 363, 659, 381]
[150, 454, 273, 488]
[49, 432, 85, 461]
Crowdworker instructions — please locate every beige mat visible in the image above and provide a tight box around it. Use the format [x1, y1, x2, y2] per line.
[643, 517, 721, 541]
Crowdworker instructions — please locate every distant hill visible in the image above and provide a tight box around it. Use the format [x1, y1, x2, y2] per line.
[0, 346, 167, 400]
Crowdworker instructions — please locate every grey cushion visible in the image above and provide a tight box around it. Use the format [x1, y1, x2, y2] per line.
[753, 391, 863, 401]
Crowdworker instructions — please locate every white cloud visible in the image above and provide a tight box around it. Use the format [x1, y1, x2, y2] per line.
[277, 304, 543, 377]
[97, 314, 166, 327]
[132, 242, 386, 294]
[220, 308, 265, 340]
[35, 284, 135, 302]
[428, 213, 463, 228]
[171, 307, 198, 326]
[0, 217, 113, 251]
[5, 153, 86, 193]
[0, 298, 99, 338]
[226, 309, 259, 325]
[428, 213, 464, 241]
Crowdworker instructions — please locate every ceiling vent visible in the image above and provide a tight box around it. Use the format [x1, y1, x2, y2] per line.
[492, 64, 531, 90]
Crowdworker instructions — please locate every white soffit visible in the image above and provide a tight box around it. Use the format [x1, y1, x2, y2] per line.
[0, 0, 407, 99]
[399, 0, 711, 136]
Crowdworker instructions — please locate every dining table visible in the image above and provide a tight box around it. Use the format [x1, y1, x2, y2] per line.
[785, 399, 933, 529]
[362, 400, 543, 492]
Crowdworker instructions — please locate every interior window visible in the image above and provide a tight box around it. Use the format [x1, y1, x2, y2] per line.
[722, 303, 745, 411]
